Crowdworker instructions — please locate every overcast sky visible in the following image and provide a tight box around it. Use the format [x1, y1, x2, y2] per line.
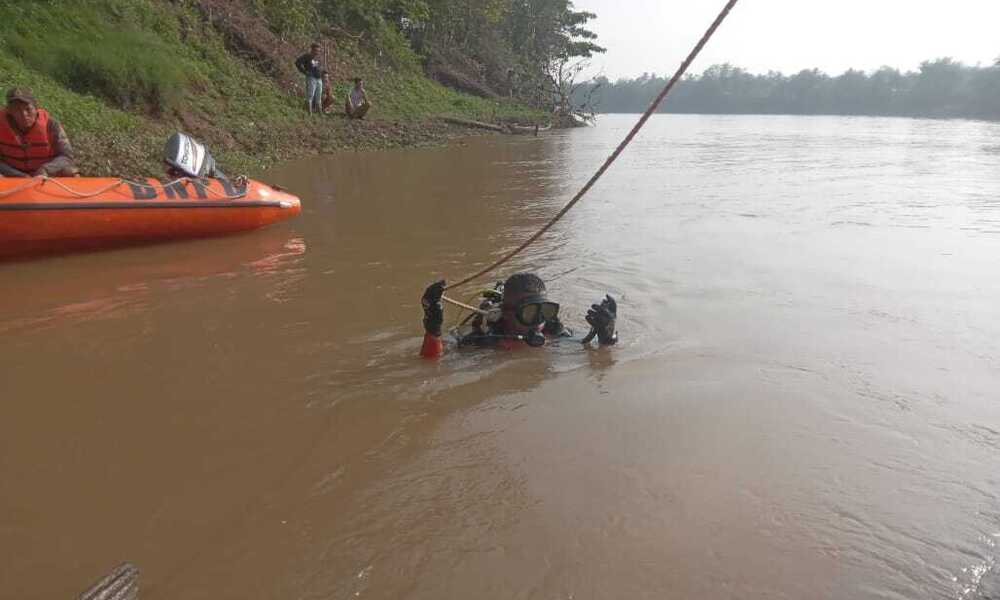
[573, 0, 1000, 80]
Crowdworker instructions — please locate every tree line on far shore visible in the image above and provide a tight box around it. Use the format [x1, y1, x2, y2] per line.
[572, 58, 1000, 119]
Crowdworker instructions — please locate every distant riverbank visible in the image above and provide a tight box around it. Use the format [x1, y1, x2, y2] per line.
[592, 110, 1000, 122]
[577, 60, 1000, 122]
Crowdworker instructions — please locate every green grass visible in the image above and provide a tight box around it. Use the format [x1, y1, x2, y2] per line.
[0, 52, 140, 134]
[0, 0, 203, 114]
[0, 0, 543, 177]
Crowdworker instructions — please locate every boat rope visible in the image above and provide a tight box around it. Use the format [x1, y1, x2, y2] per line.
[443, 0, 741, 292]
[0, 176, 250, 201]
[0, 177, 42, 199]
[42, 177, 132, 198]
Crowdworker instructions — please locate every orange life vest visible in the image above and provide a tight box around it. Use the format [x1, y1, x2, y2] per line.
[0, 108, 56, 174]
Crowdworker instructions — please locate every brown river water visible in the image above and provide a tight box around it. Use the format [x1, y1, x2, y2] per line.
[2, 114, 1000, 599]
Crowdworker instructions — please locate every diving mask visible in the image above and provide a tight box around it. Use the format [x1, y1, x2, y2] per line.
[508, 296, 560, 327]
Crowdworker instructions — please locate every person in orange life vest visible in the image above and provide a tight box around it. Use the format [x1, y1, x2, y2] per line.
[0, 88, 78, 178]
[419, 272, 618, 358]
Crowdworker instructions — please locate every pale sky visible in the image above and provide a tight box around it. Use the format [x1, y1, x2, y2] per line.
[573, 0, 1000, 80]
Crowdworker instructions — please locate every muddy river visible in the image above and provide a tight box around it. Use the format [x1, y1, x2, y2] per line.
[2, 114, 1000, 599]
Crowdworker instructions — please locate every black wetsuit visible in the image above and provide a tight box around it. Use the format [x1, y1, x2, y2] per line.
[456, 316, 574, 348]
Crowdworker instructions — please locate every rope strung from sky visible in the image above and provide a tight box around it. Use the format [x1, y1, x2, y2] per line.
[444, 0, 741, 292]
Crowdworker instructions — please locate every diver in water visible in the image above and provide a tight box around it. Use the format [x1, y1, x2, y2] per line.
[419, 272, 618, 358]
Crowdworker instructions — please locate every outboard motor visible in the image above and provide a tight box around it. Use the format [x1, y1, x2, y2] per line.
[163, 131, 219, 178]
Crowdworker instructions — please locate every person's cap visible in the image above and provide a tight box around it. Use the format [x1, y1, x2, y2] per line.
[6, 88, 37, 107]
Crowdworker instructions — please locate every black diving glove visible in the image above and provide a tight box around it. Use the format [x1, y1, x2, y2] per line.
[584, 295, 618, 345]
[421, 280, 446, 336]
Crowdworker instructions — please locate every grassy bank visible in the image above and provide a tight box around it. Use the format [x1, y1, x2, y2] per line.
[0, 0, 543, 178]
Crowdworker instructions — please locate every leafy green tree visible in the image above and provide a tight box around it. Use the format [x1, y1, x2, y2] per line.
[867, 66, 905, 115]
[504, 0, 604, 105]
[906, 57, 965, 115]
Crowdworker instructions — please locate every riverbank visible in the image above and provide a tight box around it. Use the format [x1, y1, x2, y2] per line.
[0, 0, 545, 179]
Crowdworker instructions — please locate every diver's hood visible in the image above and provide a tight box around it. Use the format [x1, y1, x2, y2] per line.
[163, 131, 218, 177]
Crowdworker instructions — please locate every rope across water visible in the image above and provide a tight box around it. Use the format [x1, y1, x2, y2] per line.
[443, 0, 741, 292]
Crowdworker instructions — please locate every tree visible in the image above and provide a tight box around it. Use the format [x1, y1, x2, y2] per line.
[505, 0, 604, 106]
[907, 57, 965, 115]
[967, 61, 1000, 118]
[395, 0, 605, 104]
[832, 69, 869, 114]
[867, 66, 904, 114]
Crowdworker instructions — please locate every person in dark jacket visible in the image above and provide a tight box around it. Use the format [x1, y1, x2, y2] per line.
[295, 43, 324, 114]
[0, 88, 77, 178]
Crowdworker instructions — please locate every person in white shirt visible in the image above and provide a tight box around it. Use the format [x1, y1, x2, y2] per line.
[345, 77, 371, 120]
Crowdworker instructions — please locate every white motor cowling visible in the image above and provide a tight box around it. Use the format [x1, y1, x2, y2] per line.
[163, 131, 219, 178]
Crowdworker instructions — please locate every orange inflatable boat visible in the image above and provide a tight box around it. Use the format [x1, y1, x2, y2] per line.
[0, 176, 301, 259]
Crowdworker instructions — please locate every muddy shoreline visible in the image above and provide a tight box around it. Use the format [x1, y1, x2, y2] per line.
[72, 115, 535, 181]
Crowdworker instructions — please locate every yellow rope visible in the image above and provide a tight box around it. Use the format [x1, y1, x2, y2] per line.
[40, 177, 130, 198]
[0, 177, 43, 199]
[444, 294, 490, 316]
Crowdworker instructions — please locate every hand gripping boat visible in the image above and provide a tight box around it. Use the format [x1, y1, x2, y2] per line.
[0, 176, 301, 259]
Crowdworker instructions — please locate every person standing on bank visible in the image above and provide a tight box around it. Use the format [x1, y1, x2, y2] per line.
[295, 43, 324, 114]
[0, 88, 77, 178]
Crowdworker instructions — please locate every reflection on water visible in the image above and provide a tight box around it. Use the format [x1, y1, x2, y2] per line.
[0, 233, 307, 335]
[2, 115, 1000, 599]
